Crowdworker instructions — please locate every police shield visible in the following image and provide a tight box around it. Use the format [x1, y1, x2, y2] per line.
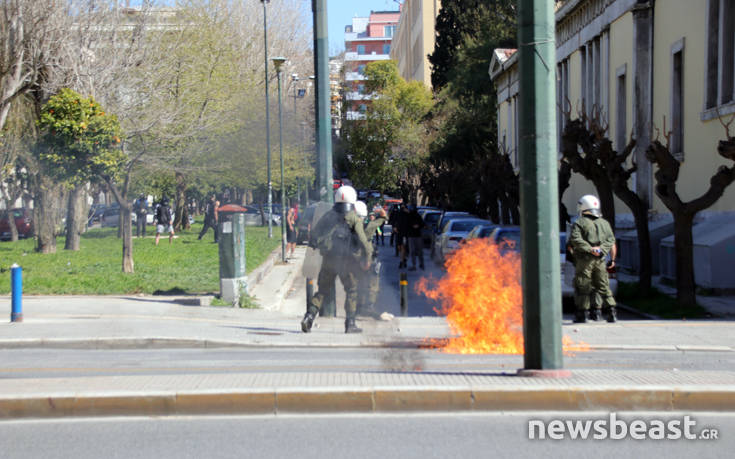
[302, 201, 332, 279]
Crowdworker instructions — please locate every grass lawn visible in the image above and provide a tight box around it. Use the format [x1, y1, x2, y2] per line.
[0, 220, 280, 295]
[617, 281, 710, 319]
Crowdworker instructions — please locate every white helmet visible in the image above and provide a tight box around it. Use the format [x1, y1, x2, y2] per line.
[354, 201, 368, 218]
[577, 194, 601, 217]
[334, 185, 357, 204]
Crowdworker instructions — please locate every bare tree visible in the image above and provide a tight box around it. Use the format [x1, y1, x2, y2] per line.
[646, 116, 735, 307]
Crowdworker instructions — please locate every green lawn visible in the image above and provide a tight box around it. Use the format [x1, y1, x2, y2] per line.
[0, 221, 280, 295]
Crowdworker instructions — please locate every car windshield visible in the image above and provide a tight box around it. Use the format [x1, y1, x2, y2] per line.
[451, 220, 486, 232]
[479, 228, 494, 238]
[424, 212, 441, 224]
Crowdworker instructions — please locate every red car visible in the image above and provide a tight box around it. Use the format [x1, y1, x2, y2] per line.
[0, 208, 33, 240]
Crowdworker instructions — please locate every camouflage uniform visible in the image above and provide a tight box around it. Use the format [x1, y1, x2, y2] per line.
[568, 214, 617, 318]
[357, 216, 386, 317]
[308, 207, 372, 321]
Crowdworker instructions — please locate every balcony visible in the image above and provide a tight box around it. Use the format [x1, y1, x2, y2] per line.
[344, 52, 390, 62]
[345, 91, 375, 101]
[346, 111, 367, 121]
[345, 72, 367, 82]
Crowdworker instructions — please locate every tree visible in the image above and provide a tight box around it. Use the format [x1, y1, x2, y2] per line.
[426, 4, 516, 217]
[342, 61, 433, 199]
[429, 0, 516, 91]
[560, 113, 653, 293]
[646, 117, 735, 308]
[37, 88, 124, 252]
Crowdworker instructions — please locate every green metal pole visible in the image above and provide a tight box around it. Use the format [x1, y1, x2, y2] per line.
[313, 0, 333, 203]
[518, 0, 564, 371]
[277, 69, 287, 263]
[261, 0, 273, 238]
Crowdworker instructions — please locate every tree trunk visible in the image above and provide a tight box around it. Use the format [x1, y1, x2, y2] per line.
[121, 204, 134, 273]
[613, 187, 652, 293]
[3, 199, 20, 242]
[673, 212, 696, 308]
[34, 181, 63, 254]
[593, 177, 616, 227]
[173, 171, 188, 230]
[64, 185, 87, 251]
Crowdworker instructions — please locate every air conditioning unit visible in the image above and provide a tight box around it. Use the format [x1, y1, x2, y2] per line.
[659, 217, 735, 289]
[617, 219, 673, 275]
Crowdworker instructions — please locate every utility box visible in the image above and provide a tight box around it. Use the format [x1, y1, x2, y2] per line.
[617, 218, 674, 275]
[218, 204, 247, 305]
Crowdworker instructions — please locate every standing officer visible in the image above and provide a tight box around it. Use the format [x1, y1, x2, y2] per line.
[568, 194, 618, 323]
[354, 201, 388, 319]
[133, 194, 148, 238]
[301, 186, 372, 334]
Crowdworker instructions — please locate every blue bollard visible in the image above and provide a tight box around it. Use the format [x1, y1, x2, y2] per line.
[11, 263, 22, 322]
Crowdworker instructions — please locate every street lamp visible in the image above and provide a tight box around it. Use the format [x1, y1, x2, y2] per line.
[260, 0, 273, 238]
[272, 56, 287, 263]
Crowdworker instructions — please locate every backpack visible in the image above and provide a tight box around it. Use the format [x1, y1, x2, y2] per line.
[315, 211, 358, 259]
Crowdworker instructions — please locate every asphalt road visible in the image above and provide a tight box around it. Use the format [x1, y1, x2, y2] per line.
[1, 347, 733, 379]
[1, 412, 731, 459]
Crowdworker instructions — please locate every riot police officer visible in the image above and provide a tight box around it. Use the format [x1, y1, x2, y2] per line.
[301, 186, 373, 334]
[354, 201, 387, 319]
[568, 194, 618, 323]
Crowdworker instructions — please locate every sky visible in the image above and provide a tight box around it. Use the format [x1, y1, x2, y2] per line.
[328, 0, 402, 55]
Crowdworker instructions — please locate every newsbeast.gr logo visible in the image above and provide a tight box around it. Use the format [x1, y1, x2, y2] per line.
[528, 413, 720, 440]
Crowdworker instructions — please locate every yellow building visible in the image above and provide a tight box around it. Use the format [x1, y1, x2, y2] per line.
[390, 0, 441, 88]
[491, 0, 735, 219]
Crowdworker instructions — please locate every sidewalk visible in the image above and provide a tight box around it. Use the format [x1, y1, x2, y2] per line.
[2, 245, 735, 418]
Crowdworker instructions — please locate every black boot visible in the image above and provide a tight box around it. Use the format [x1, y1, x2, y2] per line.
[301, 310, 317, 333]
[591, 308, 603, 322]
[345, 318, 363, 334]
[573, 309, 589, 324]
[606, 307, 618, 323]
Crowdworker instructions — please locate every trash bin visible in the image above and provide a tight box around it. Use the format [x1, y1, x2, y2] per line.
[217, 204, 248, 305]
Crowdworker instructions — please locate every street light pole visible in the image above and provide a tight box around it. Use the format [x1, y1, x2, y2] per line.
[517, 0, 565, 374]
[273, 57, 287, 263]
[260, 0, 273, 238]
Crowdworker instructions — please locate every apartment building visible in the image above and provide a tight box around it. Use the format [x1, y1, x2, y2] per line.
[390, 0, 441, 89]
[343, 10, 401, 120]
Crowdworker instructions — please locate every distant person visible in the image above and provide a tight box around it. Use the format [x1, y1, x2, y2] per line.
[388, 205, 400, 253]
[396, 204, 411, 269]
[568, 194, 617, 323]
[286, 204, 297, 259]
[198, 195, 219, 242]
[406, 204, 425, 271]
[133, 194, 148, 238]
[155, 197, 174, 246]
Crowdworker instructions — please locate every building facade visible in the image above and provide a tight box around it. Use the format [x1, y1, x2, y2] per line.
[343, 10, 401, 120]
[491, 0, 735, 219]
[390, 0, 441, 89]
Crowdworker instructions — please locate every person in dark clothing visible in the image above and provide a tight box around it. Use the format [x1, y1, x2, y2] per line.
[396, 205, 411, 269]
[406, 205, 426, 270]
[388, 205, 400, 253]
[198, 195, 219, 242]
[133, 194, 148, 238]
[155, 197, 174, 246]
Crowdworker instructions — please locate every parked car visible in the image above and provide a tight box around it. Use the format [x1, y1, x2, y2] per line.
[488, 226, 522, 254]
[0, 208, 33, 240]
[101, 205, 131, 228]
[430, 212, 474, 257]
[242, 205, 281, 227]
[420, 210, 442, 247]
[433, 218, 491, 264]
[463, 224, 500, 243]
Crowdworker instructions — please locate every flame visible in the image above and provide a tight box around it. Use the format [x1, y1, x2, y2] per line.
[416, 238, 588, 355]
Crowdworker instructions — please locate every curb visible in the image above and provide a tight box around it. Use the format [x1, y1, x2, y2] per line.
[2, 387, 735, 418]
[0, 338, 731, 352]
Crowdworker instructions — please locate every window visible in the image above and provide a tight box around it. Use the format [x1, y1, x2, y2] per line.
[671, 39, 685, 156]
[383, 44, 391, 55]
[358, 104, 367, 113]
[384, 26, 396, 37]
[357, 84, 365, 94]
[616, 65, 627, 153]
[705, 0, 735, 109]
[357, 64, 366, 75]
[357, 45, 366, 55]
